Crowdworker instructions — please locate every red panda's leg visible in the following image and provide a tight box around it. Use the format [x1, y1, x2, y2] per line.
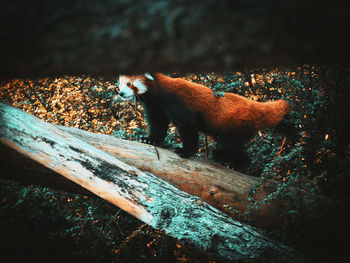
[213, 132, 252, 170]
[144, 106, 169, 146]
[174, 126, 198, 158]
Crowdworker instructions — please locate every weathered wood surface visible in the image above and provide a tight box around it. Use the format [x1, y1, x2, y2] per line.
[1, 0, 349, 79]
[57, 124, 282, 229]
[0, 102, 304, 262]
[0, 142, 93, 196]
[0, 99, 282, 229]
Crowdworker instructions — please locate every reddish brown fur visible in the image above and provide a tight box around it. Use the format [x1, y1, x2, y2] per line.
[130, 84, 139, 94]
[152, 73, 290, 133]
[121, 73, 290, 168]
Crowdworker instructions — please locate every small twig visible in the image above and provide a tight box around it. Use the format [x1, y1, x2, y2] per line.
[133, 96, 138, 116]
[107, 208, 122, 226]
[205, 135, 209, 160]
[115, 223, 147, 254]
[277, 137, 286, 158]
[153, 146, 160, 160]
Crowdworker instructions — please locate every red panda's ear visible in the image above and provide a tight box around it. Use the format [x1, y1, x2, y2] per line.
[144, 73, 154, 81]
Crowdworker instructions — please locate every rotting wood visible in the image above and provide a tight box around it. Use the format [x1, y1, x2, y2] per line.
[56, 124, 282, 229]
[0, 142, 93, 196]
[0, 100, 282, 229]
[0, 102, 305, 262]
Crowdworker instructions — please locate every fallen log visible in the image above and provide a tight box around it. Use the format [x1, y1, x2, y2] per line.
[0, 142, 93, 196]
[56, 124, 282, 229]
[0, 102, 304, 262]
[0, 99, 282, 229]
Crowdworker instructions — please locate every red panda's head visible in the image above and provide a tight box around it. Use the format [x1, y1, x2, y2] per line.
[118, 73, 154, 101]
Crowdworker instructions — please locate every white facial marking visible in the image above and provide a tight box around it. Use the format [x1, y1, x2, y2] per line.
[119, 76, 135, 101]
[133, 79, 148, 94]
[118, 75, 149, 101]
[144, 73, 154, 80]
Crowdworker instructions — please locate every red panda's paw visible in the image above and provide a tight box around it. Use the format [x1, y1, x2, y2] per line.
[140, 136, 160, 146]
[174, 147, 194, 158]
[213, 148, 250, 171]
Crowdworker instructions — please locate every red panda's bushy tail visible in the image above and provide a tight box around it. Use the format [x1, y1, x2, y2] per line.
[258, 99, 291, 129]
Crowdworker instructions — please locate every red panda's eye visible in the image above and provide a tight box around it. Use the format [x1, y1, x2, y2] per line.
[127, 82, 131, 87]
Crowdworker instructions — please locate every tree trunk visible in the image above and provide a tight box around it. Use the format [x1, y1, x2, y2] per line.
[0, 102, 304, 262]
[0, 100, 281, 229]
[1, 0, 349, 79]
[56, 124, 282, 229]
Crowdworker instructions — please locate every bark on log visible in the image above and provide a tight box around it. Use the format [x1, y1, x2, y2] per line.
[0, 99, 281, 229]
[0, 102, 304, 262]
[56, 125, 282, 229]
[1, 0, 349, 79]
[0, 142, 93, 197]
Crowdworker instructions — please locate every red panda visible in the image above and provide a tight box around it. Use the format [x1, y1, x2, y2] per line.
[118, 73, 290, 169]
